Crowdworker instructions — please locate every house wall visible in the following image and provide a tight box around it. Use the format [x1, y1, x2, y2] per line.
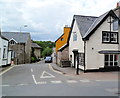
[61, 46, 69, 61]
[0, 37, 2, 66]
[25, 35, 31, 63]
[2, 38, 8, 66]
[69, 20, 84, 68]
[56, 27, 71, 52]
[10, 43, 25, 64]
[85, 16, 119, 70]
[34, 48, 41, 59]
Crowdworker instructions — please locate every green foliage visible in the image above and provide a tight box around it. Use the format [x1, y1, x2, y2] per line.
[31, 47, 37, 63]
[33, 41, 55, 57]
[42, 47, 53, 57]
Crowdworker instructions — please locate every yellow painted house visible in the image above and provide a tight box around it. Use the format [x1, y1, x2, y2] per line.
[55, 26, 71, 66]
[55, 26, 71, 52]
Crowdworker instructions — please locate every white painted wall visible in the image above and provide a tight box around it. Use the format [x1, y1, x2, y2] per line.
[69, 20, 84, 68]
[2, 38, 8, 66]
[0, 37, 2, 66]
[85, 16, 119, 70]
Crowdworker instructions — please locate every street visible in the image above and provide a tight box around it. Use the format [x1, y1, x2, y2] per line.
[0, 61, 119, 96]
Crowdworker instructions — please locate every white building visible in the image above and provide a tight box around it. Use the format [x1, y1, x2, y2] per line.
[69, 10, 120, 71]
[0, 32, 11, 66]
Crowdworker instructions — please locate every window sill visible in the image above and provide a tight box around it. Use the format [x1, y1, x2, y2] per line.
[102, 42, 119, 44]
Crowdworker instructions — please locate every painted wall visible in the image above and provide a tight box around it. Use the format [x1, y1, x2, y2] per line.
[69, 20, 84, 68]
[0, 37, 2, 66]
[85, 16, 119, 70]
[2, 38, 8, 66]
[56, 27, 71, 52]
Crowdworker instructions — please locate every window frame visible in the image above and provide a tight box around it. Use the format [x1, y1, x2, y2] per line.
[73, 32, 77, 41]
[102, 31, 119, 44]
[104, 54, 118, 67]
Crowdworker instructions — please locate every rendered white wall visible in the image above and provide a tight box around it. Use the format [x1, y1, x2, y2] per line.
[86, 16, 119, 70]
[69, 20, 84, 68]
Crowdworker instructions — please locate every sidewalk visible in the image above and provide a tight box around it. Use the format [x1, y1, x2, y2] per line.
[51, 63, 119, 80]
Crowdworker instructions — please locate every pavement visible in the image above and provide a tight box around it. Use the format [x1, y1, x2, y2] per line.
[51, 63, 119, 80]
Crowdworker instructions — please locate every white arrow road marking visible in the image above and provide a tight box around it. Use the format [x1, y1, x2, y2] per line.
[32, 75, 37, 84]
[40, 71, 55, 79]
[51, 80, 62, 84]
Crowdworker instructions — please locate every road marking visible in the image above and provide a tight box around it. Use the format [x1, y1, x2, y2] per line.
[67, 80, 77, 83]
[18, 84, 28, 86]
[51, 80, 62, 84]
[32, 75, 37, 84]
[80, 79, 90, 83]
[49, 64, 63, 75]
[37, 81, 47, 84]
[0, 85, 10, 87]
[31, 68, 33, 73]
[96, 80, 118, 82]
[106, 88, 118, 93]
[40, 71, 55, 79]
[0, 66, 14, 76]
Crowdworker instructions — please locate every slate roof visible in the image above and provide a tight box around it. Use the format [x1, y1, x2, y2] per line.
[32, 42, 41, 49]
[74, 15, 98, 37]
[83, 10, 119, 40]
[2, 32, 30, 43]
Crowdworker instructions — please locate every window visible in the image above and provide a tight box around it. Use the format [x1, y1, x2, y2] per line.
[113, 20, 118, 31]
[73, 32, 77, 41]
[10, 40, 16, 45]
[3, 47, 7, 59]
[78, 53, 84, 66]
[102, 32, 110, 42]
[11, 51, 16, 59]
[102, 31, 118, 43]
[111, 33, 117, 43]
[61, 38, 64, 41]
[104, 54, 118, 67]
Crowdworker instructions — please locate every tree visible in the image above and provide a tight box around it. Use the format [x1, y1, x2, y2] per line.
[42, 47, 53, 57]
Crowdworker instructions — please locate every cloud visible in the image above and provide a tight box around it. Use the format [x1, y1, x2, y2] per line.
[0, 0, 119, 41]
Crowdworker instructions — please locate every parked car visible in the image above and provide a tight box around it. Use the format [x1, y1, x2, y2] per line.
[45, 56, 52, 63]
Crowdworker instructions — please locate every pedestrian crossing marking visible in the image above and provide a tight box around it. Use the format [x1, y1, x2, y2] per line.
[40, 71, 55, 79]
[37, 81, 47, 84]
[51, 81, 62, 84]
[67, 80, 77, 83]
[80, 79, 90, 83]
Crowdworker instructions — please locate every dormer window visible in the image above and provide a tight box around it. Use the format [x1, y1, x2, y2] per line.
[10, 40, 16, 45]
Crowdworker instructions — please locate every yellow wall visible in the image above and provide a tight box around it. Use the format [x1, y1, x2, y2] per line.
[55, 27, 71, 52]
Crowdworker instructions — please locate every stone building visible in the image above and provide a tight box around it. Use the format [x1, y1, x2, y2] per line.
[32, 42, 42, 59]
[2, 32, 31, 65]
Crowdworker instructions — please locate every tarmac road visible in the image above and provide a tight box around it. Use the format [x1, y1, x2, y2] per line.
[0, 61, 119, 96]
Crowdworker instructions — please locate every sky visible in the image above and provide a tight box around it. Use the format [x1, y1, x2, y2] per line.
[0, 0, 119, 41]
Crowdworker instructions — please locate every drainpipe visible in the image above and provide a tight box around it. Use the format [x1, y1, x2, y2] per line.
[84, 41, 86, 73]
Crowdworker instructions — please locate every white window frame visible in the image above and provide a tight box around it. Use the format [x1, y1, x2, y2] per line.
[73, 32, 77, 41]
[104, 54, 118, 67]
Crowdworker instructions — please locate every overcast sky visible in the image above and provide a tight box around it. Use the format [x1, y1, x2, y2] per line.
[0, 0, 119, 41]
